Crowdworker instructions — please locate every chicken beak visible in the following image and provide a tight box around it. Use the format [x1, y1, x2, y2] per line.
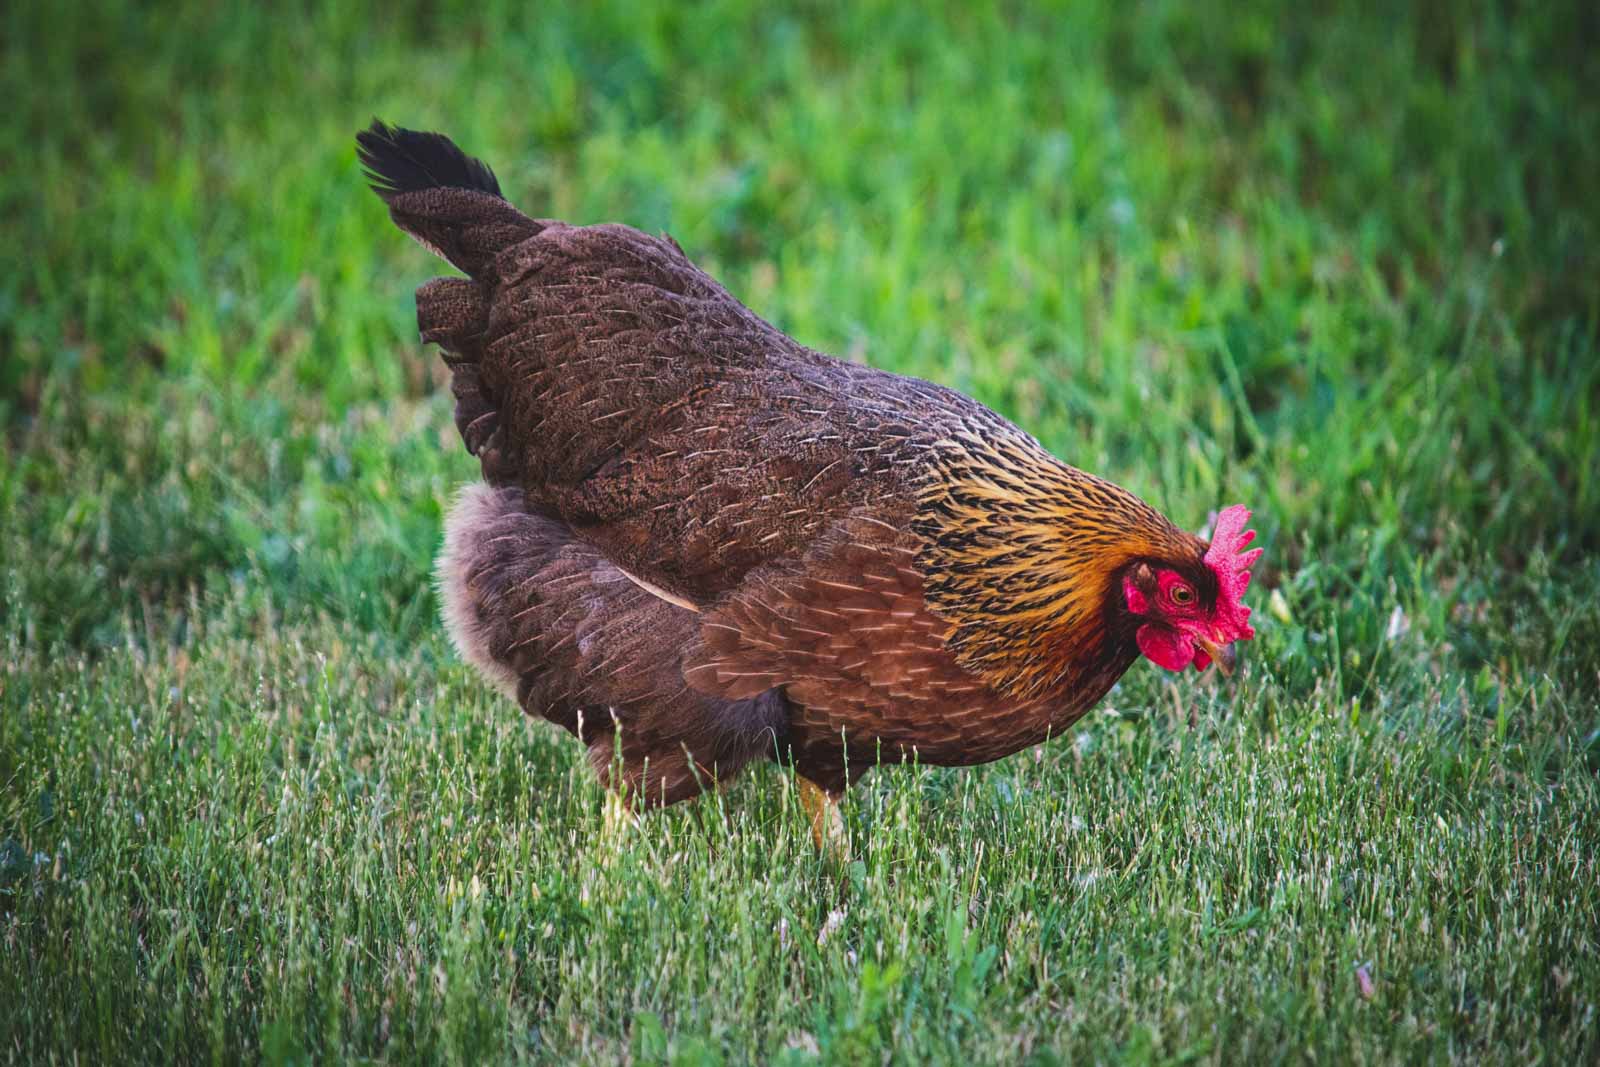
[1196, 637, 1237, 677]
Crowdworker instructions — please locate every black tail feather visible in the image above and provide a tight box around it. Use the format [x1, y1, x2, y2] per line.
[357, 119, 537, 277]
[357, 119, 503, 202]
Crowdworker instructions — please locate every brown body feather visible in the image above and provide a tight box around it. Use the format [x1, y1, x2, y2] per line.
[360, 123, 1212, 802]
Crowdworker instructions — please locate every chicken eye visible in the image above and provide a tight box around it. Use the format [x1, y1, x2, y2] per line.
[1171, 585, 1195, 606]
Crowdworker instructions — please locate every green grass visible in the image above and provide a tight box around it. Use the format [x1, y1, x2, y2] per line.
[3, 0, 1599, 1062]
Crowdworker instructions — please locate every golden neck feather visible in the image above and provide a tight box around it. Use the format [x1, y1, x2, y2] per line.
[911, 427, 1202, 699]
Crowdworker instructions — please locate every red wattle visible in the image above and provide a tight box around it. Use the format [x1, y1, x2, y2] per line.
[1136, 624, 1194, 672]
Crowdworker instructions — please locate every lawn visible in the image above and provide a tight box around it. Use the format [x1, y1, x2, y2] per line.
[3, 0, 1598, 1062]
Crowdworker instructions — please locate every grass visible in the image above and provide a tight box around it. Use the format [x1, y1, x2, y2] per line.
[2, 0, 1598, 1061]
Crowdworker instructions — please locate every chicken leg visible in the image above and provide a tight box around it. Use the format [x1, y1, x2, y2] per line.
[797, 774, 848, 861]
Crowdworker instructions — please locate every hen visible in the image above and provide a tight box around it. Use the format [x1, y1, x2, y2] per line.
[357, 122, 1263, 846]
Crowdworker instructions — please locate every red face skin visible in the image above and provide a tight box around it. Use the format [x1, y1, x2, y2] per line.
[1122, 568, 1234, 672]
[1123, 506, 1262, 675]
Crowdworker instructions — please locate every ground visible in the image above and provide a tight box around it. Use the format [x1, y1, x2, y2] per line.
[2, 1, 1598, 1063]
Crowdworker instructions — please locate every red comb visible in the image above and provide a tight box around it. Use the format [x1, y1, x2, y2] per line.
[1204, 505, 1264, 641]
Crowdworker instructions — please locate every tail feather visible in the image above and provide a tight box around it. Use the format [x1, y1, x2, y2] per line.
[357, 120, 503, 201]
[356, 119, 537, 277]
[415, 277, 517, 481]
[360, 119, 536, 482]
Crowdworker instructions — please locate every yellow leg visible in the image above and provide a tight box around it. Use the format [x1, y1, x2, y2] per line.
[600, 789, 639, 860]
[797, 775, 849, 862]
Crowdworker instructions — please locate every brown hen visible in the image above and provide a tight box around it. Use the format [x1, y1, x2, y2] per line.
[357, 122, 1263, 845]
